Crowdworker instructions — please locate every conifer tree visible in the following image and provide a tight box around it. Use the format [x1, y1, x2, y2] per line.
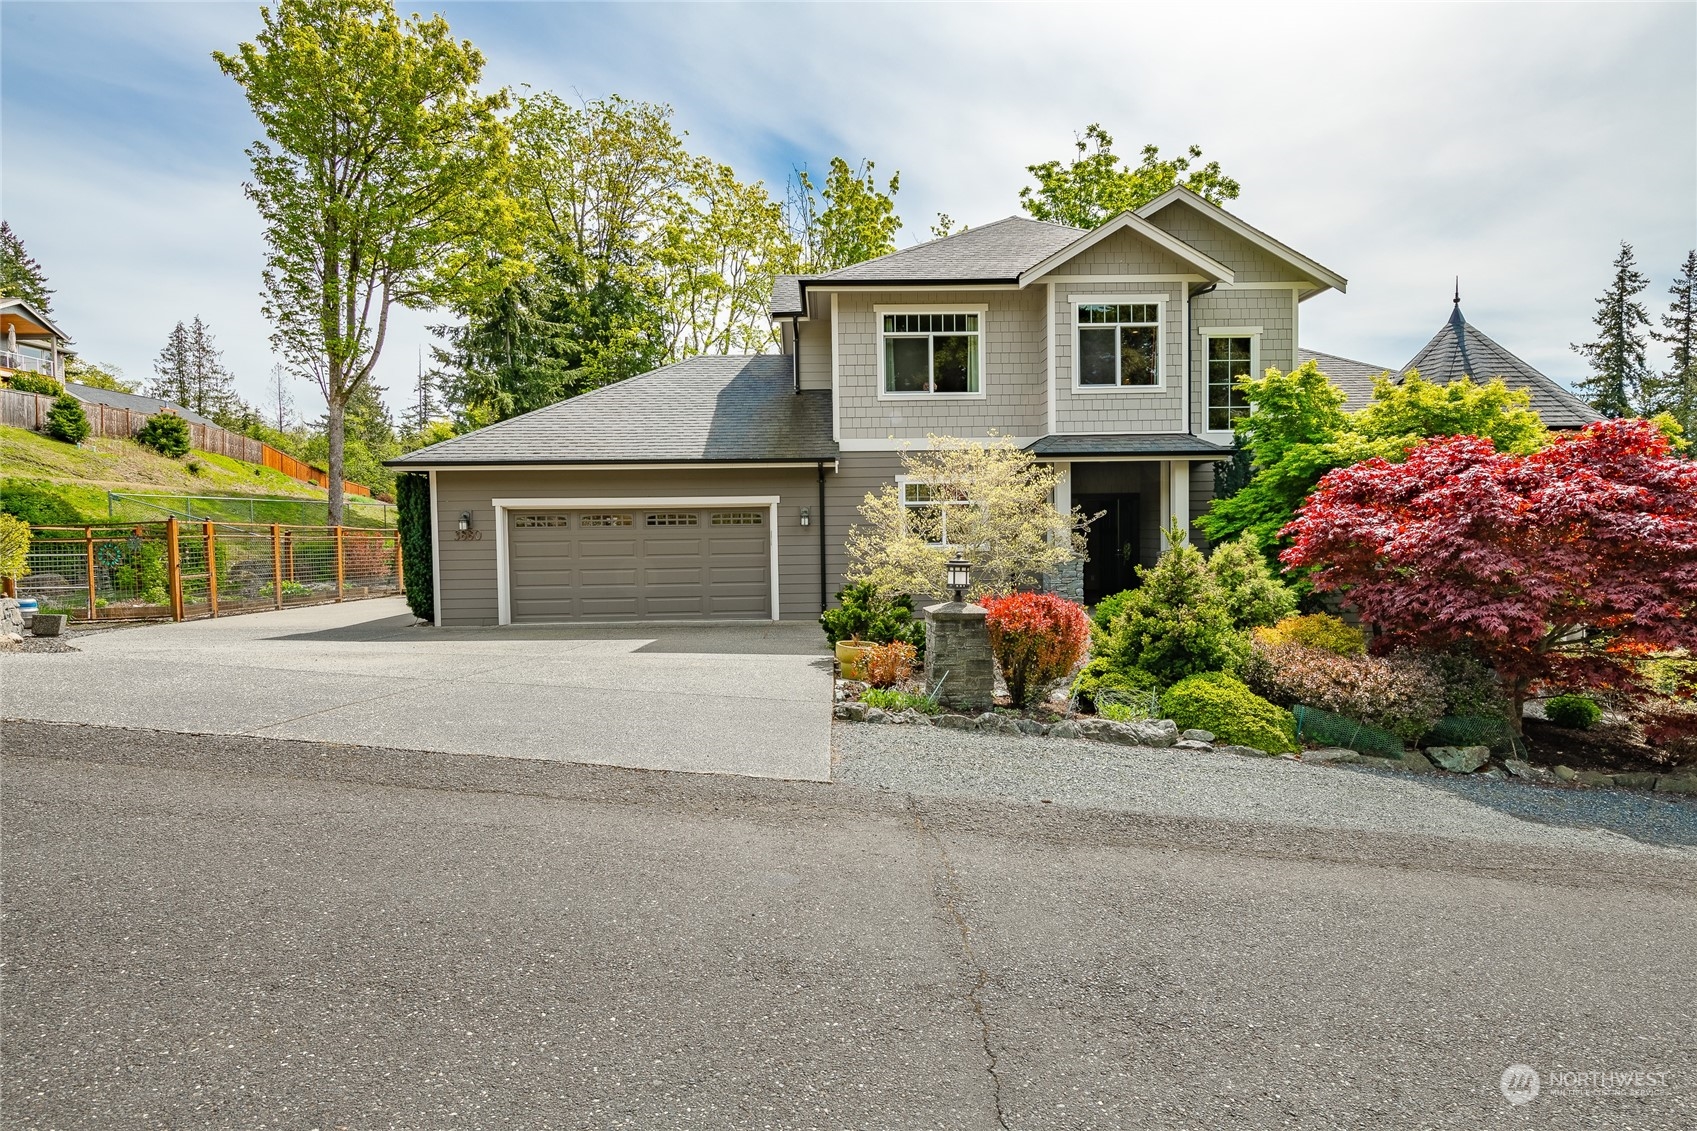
[1571, 242, 1652, 418]
[0, 221, 53, 311]
[151, 317, 238, 417]
[1649, 249, 1697, 435]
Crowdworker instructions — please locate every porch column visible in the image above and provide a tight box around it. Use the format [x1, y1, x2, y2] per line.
[1167, 459, 1191, 544]
[1051, 460, 1071, 518]
[1048, 461, 1081, 601]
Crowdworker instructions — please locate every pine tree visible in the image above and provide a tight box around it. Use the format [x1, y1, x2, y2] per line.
[1572, 242, 1652, 418]
[151, 321, 194, 407]
[400, 353, 437, 436]
[1649, 249, 1697, 436]
[0, 221, 54, 311]
[185, 316, 239, 418]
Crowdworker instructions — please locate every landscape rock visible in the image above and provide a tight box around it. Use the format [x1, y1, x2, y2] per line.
[0, 598, 22, 636]
[1575, 770, 1616, 788]
[1215, 744, 1272, 758]
[833, 704, 853, 720]
[862, 707, 888, 725]
[1552, 765, 1579, 782]
[1502, 758, 1551, 782]
[31, 613, 68, 638]
[840, 701, 869, 722]
[1014, 719, 1048, 736]
[0, 635, 20, 651]
[1048, 720, 1083, 740]
[1424, 745, 1491, 773]
[934, 714, 976, 731]
[1180, 729, 1215, 744]
[899, 709, 934, 727]
[1172, 739, 1213, 751]
[1398, 748, 1437, 774]
[1654, 775, 1697, 795]
[1610, 772, 1660, 791]
[1303, 747, 1361, 764]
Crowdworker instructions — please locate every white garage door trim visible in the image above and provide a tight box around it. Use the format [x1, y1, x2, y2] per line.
[491, 496, 781, 625]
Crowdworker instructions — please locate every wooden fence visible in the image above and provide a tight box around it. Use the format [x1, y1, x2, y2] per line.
[0, 386, 371, 498]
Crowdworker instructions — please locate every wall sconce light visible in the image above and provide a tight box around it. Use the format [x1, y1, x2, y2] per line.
[458, 511, 472, 533]
[800, 507, 811, 527]
[946, 556, 971, 602]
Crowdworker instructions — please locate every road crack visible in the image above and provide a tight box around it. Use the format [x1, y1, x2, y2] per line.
[908, 795, 1009, 1131]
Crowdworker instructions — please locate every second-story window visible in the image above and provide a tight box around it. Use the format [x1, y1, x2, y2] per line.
[1206, 335, 1256, 431]
[1076, 302, 1160, 388]
[882, 313, 981, 394]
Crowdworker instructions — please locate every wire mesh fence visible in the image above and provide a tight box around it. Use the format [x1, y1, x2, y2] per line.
[1292, 703, 1407, 760]
[1420, 715, 1529, 758]
[16, 520, 402, 622]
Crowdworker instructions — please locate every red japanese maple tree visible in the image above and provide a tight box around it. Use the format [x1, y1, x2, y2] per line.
[1280, 419, 1697, 728]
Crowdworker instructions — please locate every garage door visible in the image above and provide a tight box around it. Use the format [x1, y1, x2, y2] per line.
[508, 507, 770, 622]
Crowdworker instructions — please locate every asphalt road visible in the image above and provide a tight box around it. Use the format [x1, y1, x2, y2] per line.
[4, 722, 1694, 1130]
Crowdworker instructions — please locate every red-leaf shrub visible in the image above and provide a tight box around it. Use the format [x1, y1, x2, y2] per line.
[1241, 640, 1445, 742]
[983, 592, 1090, 707]
[864, 641, 918, 689]
[1280, 419, 1697, 728]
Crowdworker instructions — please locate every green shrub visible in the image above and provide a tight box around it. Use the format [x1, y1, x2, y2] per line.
[1255, 613, 1364, 656]
[1, 479, 87, 525]
[136, 412, 191, 457]
[7, 372, 62, 396]
[860, 688, 942, 715]
[1545, 694, 1602, 730]
[1089, 589, 1136, 637]
[258, 580, 313, 599]
[1094, 534, 1249, 688]
[1070, 656, 1159, 712]
[112, 541, 168, 597]
[0, 513, 30, 581]
[45, 394, 90, 444]
[1206, 535, 1297, 630]
[821, 582, 926, 655]
[1160, 672, 1297, 754]
[1420, 650, 1508, 718]
[396, 472, 433, 621]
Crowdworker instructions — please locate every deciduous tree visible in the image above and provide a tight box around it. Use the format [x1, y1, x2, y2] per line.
[215, 0, 516, 523]
[788, 157, 901, 270]
[1280, 420, 1697, 729]
[1019, 125, 1239, 229]
[1572, 241, 1652, 419]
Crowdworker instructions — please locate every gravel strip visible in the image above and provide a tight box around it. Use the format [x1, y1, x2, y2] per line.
[833, 722, 1697, 853]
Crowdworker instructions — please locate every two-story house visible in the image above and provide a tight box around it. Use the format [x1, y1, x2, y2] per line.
[393, 188, 1346, 625]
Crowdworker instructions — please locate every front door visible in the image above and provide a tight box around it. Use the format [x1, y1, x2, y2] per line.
[1076, 493, 1140, 606]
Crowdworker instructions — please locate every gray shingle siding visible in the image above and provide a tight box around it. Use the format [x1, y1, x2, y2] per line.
[1053, 280, 1186, 434]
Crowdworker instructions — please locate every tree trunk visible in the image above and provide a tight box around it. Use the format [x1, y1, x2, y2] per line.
[326, 392, 346, 527]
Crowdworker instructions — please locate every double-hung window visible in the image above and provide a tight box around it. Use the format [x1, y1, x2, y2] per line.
[1076, 301, 1160, 388]
[901, 480, 973, 547]
[882, 312, 981, 394]
[1204, 333, 1258, 432]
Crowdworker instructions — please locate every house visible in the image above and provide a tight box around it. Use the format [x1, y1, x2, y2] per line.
[1300, 294, 1603, 428]
[63, 382, 218, 428]
[0, 296, 70, 381]
[391, 187, 1347, 624]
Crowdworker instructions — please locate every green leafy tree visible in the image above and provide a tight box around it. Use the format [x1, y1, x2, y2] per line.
[63, 358, 138, 392]
[789, 157, 901, 270]
[1572, 241, 1652, 418]
[0, 513, 30, 582]
[1019, 125, 1239, 229]
[0, 220, 53, 311]
[215, 0, 516, 524]
[1649, 249, 1697, 435]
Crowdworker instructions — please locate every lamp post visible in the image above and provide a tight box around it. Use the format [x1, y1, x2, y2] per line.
[946, 556, 971, 603]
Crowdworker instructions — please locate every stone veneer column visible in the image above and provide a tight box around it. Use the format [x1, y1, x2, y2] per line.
[924, 601, 994, 714]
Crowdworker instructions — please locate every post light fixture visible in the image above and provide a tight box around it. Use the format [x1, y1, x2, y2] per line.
[946, 556, 971, 603]
[800, 507, 811, 527]
[458, 511, 472, 534]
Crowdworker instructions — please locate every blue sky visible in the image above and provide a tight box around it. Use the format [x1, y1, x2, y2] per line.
[3, 1, 1693, 420]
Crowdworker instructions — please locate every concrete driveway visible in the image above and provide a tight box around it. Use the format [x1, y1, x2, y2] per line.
[0, 598, 834, 780]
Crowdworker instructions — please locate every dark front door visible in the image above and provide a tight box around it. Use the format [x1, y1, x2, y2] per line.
[1076, 493, 1140, 605]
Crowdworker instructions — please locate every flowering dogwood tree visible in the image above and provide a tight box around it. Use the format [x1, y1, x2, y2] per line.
[1280, 419, 1697, 728]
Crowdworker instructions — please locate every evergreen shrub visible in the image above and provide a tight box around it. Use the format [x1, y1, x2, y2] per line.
[395, 472, 434, 622]
[1545, 694, 1602, 730]
[1160, 672, 1297, 754]
[45, 394, 90, 444]
[136, 412, 191, 457]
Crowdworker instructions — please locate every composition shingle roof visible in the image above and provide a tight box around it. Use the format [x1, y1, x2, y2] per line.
[1401, 305, 1603, 429]
[1025, 433, 1233, 458]
[67, 382, 216, 427]
[387, 355, 835, 466]
[1297, 348, 1394, 407]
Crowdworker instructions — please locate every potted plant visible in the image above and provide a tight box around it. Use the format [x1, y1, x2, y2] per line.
[821, 582, 925, 680]
[835, 635, 875, 680]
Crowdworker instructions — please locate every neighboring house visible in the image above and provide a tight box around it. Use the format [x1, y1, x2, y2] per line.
[0, 296, 70, 381]
[392, 187, 1347, 625]
[1301, 296, 1603, 429]
[64, 382, 218, 428]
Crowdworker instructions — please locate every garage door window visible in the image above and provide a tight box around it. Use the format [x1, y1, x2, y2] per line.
[711, 511, 764, 525]
[580, 513, 633, 527]
[514, 514, 569, 528]
[646, 512, 699, 526]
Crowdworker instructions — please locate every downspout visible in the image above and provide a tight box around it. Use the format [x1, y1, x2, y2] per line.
[817, 460, 828, 611]
[1187, 283, 1217, 435]
[793, 315, 802, 394]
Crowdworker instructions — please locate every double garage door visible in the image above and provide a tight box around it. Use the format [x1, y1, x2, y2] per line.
[508, 506, 770, 622]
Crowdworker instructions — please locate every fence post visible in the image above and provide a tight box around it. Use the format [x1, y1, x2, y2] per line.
[335, 526, 345, 602]
[2, 576, 14, 599]
[271, 524, 283, 610]
[205, 521, 219, 618]
[286, 530, 296, 582]
[165, 517, 184, 622]
[84, 526, 97, 620]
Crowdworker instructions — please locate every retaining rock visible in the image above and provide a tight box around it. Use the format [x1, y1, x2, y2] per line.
[1655, 775, 1697, 795]
[1303, 747, 1361, 764]
[1215, 744, 1273, 758]
[1424, 745, 1490, 773]
[1180, 729, 1215, 744]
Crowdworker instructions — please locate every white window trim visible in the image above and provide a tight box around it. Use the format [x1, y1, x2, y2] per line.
[895, 475, 980, 548]
[491, 495, 780, 625]
[1200, 328, 1261, 436]
[874, 304, 989, 401]
[1069, 293, 1166, 393]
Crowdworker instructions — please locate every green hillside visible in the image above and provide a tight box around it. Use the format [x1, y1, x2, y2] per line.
[1, 425, 391, 527]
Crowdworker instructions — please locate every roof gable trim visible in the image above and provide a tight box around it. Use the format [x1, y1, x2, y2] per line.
[1017, 212, 1234, 287]
[1134, 187, 1348, 294]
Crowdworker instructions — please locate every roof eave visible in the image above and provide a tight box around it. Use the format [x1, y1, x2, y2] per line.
[1016, 212, 1235, 287]
[1134, 187, 1348, 295]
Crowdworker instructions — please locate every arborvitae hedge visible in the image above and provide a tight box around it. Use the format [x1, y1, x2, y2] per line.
[396, 471, 433, 622]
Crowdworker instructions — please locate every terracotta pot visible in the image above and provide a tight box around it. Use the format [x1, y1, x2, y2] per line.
[835, 640, 874, 680]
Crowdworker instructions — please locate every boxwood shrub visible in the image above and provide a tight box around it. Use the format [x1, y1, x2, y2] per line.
[1544, 694, 1602, 730]
[1160, 671, 1297, 754]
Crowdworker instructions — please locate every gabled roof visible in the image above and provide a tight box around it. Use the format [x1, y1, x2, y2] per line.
[1015, 211, 1234, 285]
[0, 295, 71, 343]
[67, 382, 217, 427]
[1297, 348, 1393, 407]
[804, 216, 1083, 288]
[1401, 303, 1602, 429]
[771, 275, 806, 316]
[1136, 187, 1348, 294]
[387, 355, 835, 467]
